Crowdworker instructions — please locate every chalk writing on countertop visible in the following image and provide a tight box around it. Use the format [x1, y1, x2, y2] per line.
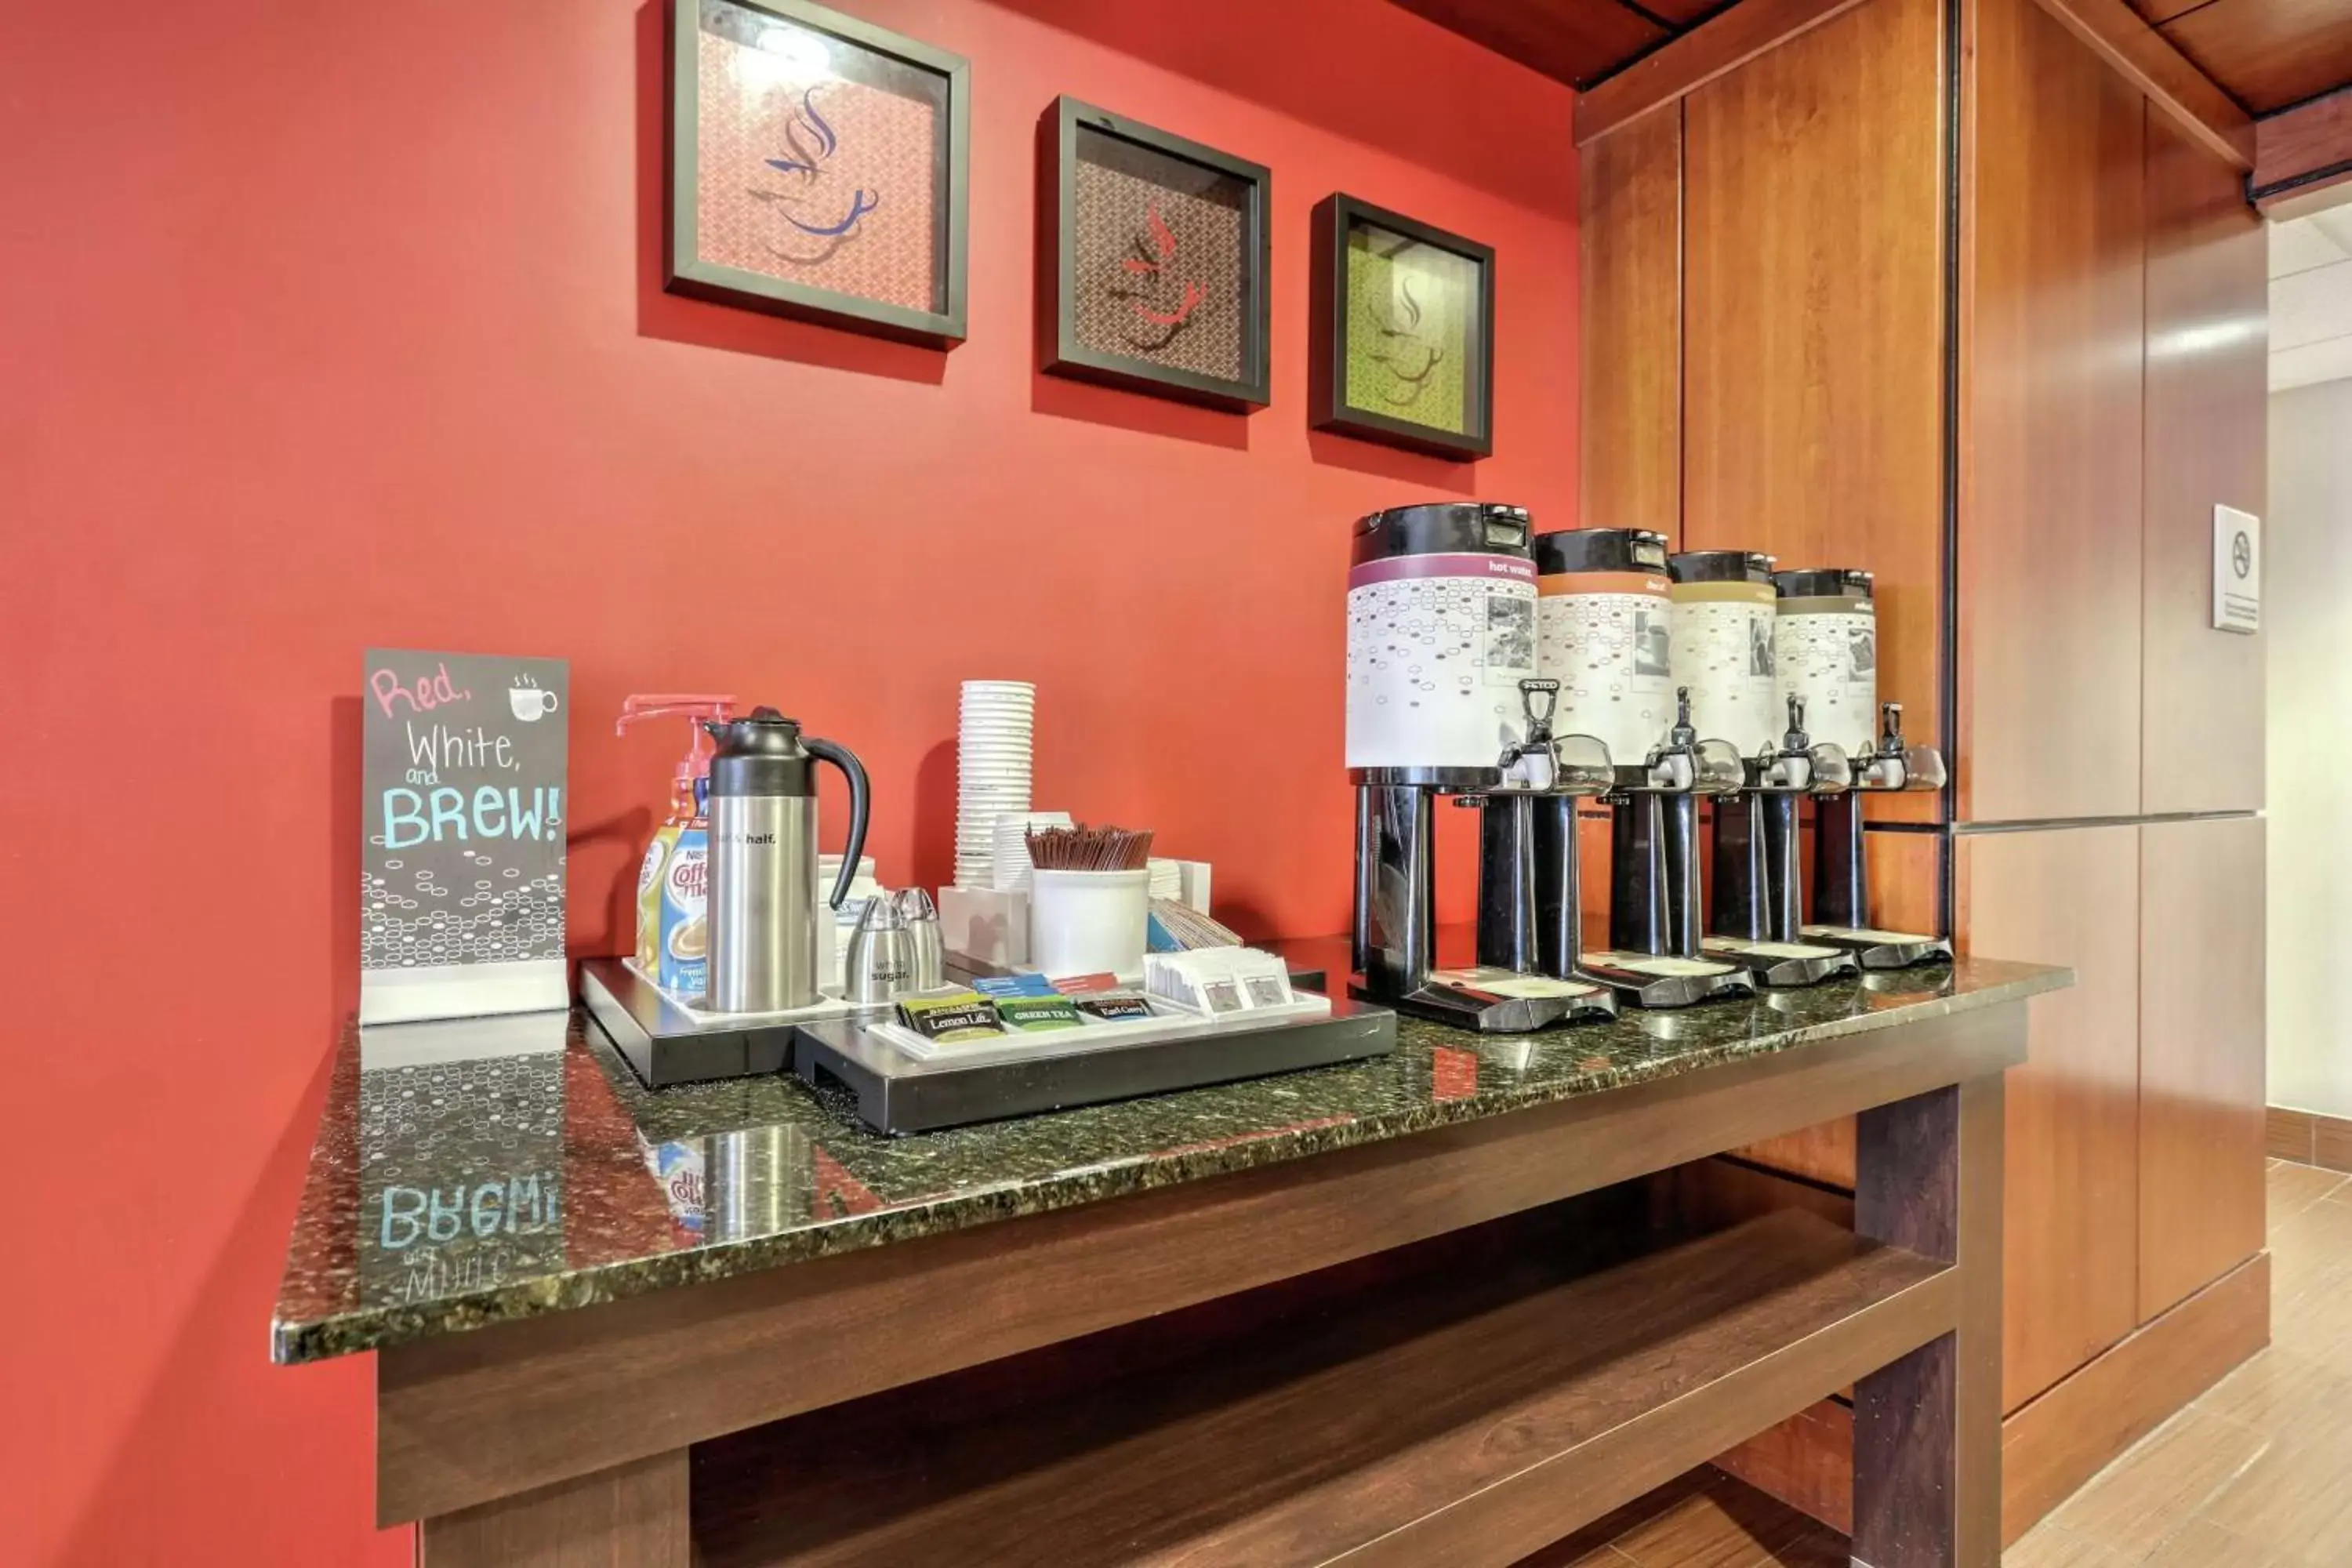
[378, 1172, 560, 1250]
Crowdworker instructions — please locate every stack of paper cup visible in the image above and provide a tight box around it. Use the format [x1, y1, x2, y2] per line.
[992, 811, 1073, 893]
[955, 681, 1037, 889]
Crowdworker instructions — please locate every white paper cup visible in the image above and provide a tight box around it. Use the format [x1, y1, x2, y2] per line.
[1026, 868, 1150, 978]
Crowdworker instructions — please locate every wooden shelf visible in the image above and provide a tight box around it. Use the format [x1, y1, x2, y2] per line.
[691, 1209, 1954, 1567]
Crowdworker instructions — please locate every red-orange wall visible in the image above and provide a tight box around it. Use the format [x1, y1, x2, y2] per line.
[0, 2, 1576, 1561]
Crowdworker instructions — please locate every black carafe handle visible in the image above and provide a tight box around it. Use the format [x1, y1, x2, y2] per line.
[803, 738, 871, 909]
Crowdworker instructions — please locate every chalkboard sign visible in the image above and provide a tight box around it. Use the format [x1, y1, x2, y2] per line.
[359, 649, 569, 1025]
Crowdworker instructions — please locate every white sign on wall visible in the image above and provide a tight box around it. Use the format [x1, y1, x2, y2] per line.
[2212, 505, 2261, 635]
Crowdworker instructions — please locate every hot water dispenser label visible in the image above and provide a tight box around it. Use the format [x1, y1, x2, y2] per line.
[1668, 583, 1780, 756]
[360, 648, 570, 1025]
[1536, 572, 1675, 765]
[1773, 597, 1878, 756]
[1345, 554, 1537, 771]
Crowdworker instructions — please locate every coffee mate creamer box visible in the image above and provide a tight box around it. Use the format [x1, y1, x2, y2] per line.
[659, 826, 710, 999]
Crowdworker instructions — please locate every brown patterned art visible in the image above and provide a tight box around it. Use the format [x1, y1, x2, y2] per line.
[692, 1, 943, 314]
[1070, 129, 1248, 383]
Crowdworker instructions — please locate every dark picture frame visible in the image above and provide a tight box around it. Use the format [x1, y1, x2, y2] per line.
[1312, 194, 1496, 459]
[1038, 97, 1272, 412]
[667, 0, 970, 347]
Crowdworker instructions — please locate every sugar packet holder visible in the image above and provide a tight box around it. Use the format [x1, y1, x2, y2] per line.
[1144, 948, 1297, 1016]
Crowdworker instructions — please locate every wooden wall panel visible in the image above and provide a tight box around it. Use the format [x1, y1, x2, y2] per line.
[1681, 0, 1946, 826]
[2136, 817, 2265, 1321]
[1579, 109, 1683, 541]
[2140, 109, 2267, 815]
[1961, 0, 2146, 824]
[1962, 825, 2142, 1412]
[1864, 827, 1944, 935]
[1735, 829, 1945, 1189]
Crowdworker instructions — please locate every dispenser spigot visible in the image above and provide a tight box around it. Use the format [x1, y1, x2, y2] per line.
[1668, 686, 1697, 750]
[1489, 678, 1613, 796]
[1500, 677, 1562, 764]
[1749, 693, 1815, 792]
[1633, 687, 1741, 795]
[1851, 699, 1944, 793]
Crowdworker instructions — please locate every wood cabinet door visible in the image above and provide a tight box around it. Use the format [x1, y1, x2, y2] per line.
[2140, 109, 2267, 816]
[2138, 816, 2266, 1320]
[1682, 0, 1944, 822]
[1581, 107, 1682, 543]
[1962, 0, 2146, 825]
[1962, 824, 2141, 1411]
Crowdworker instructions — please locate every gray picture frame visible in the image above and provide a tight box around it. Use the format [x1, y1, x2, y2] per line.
[1037, 96, 1272, 412]
[1312, 194, 1496, 460]
[667, 0, 970, 347]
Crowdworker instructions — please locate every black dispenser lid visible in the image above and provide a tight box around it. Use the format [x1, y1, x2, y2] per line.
[1668, 548, 1775, 585]
[707, 707, 816, 797]
[1352, 502, 1532, 566]
[1532, 528, 1669, 575]
[1771, 567, 1875, 600]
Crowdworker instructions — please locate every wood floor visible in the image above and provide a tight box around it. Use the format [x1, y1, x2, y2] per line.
[1548, 1160, 2345, 1568]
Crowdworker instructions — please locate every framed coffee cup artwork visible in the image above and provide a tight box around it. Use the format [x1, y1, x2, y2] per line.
[1311, 194, 1495, 459]
[667, 0, 970, 347]
[1039, 97, 1272, 412]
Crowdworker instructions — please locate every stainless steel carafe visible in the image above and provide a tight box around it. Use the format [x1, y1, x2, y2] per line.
[704, 709, 871, 1012]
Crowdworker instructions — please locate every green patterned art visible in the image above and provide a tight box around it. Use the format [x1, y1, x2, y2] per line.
[1345, 224, 1477, 437]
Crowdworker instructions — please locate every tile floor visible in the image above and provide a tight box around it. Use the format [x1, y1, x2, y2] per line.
[2011, 1159, 2352, 1568]
[1528, 1159, 2351, 1568]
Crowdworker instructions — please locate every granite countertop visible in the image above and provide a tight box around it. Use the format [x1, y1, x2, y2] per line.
[270, 952, 2068, 1364]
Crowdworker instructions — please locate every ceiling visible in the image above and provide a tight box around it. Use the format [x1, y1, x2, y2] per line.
[1385, 0, 1726, 88]
[1393, 0, 2352, 110]
[2270, 210, 2352, 388]
[2130, 0, 2352, 113]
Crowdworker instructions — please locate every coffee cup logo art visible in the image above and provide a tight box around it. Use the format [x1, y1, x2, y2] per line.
[510, 675, 560, 722]
[752, 82, 880, 264]
[1112, 200, 1207, 354]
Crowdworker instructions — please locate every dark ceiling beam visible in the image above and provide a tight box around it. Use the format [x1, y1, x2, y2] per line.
[2027, 0, 2255, 169]
[1576, 0, 1868, 143]
[1386, 0, 1668, 89]
[2253, 85, 2352, 217]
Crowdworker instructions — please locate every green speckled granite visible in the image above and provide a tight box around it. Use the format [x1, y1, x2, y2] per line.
[270, 956, 2067, 1364]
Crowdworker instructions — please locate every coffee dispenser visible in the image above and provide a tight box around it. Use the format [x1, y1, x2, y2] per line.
[1700, 693, 1860, 985]
[1348, 503, 1618, 1031]
[1454, 679, 1617, 1010]
[1531, 529, 1752, 1008]
[1766, 566, 1954, 966]
[1772, 568, 1882, 756]
[1806, 700, 1953, 967]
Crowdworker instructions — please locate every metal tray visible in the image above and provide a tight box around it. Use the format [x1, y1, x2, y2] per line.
[580, 958, 865, 1089]
[584, 952, 1348, 1092]
[792, 993, 1397, 1135]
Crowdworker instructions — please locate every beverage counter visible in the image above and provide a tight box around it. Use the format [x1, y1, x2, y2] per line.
[271, 948, 2067, 1566]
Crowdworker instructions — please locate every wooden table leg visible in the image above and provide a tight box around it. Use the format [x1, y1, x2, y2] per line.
[1852, 1073, 2005, 1568]
[416, 1448, 689, 1568]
